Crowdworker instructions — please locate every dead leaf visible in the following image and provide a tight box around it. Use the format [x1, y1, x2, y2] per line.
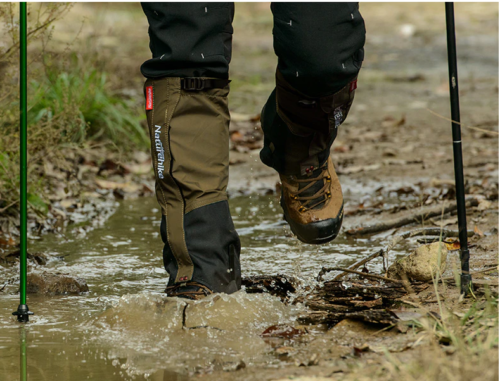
[430, 217, 457, 228]
[382, 148, 397, 157]
[474, 225, 484, 237]
[477, 199, 492, 211]
[250, 114, 261, 123]
[337, 163, 381, 175]
[230, 131, 244, 142]
[261, 324, 305, 339]
[0, 236, 16, 246]
[334, 145, 350, 153]
[381, 115, 405, 128]
[95, 179, 141, 193]
[429, 178, 455, 188]
[122, 163, 152, 175]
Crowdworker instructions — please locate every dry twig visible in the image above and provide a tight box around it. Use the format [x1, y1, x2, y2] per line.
[318, 266, 403, 284]
[329, 249, 384, 281]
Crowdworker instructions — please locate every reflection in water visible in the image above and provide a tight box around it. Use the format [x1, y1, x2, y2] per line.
[20, 327, 27, 381]
[0, 192, 413, 380]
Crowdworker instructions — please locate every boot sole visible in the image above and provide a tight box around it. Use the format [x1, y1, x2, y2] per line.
[281, 199, 344, 245]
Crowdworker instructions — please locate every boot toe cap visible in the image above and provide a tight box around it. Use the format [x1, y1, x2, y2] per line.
[285, 206, 343, 244]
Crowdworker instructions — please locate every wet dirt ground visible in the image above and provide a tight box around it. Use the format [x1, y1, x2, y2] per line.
[0, 3, 498, 381]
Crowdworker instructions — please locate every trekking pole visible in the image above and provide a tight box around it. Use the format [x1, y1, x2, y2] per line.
[12, 2, 34, 323]
[445, 2, 472, 295]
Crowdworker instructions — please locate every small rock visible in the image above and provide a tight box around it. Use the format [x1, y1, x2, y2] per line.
[387, 242, 448, 281]
[27, 272, 89, 295]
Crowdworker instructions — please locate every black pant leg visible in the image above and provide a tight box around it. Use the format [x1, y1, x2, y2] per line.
[272, 2, 365, 97]
[260, 3, 365, 175]
[141, 2, 234, 79]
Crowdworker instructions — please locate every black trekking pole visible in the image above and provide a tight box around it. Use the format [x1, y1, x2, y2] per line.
[445, 2, 472, 295]
[12, 2, 34, 322]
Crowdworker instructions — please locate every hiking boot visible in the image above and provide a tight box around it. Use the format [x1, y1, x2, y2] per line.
[280, 156, 343, 244]
[165, 281, 213, 300]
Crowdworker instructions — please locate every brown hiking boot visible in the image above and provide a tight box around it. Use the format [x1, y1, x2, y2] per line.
[165, 281, 213, 300]
[279, 157, 343, 244]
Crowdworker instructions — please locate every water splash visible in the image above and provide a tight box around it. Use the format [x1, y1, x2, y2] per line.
[87, 291, 304, 376]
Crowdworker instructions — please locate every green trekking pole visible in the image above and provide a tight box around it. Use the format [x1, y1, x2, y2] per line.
[12, 2, 34, 323]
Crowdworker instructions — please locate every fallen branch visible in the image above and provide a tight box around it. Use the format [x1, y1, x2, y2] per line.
[397, 227, 475, 238]
[346, 199, 479, 236]
[318, 267, 403, 284]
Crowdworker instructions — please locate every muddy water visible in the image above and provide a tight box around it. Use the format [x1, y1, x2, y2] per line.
[0, 189, 414, 380]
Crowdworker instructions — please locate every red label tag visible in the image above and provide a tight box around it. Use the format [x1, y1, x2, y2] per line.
[146, 86, 153, 110]
[349, 80, 357, 92]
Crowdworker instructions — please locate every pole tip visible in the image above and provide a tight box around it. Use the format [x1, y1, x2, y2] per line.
[460, 274, 473, 295]
[12, 304, 34, 323]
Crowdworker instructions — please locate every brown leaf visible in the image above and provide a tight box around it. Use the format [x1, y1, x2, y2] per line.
[261, 324, 304, 339]
[474, 225, 484, 237]
[0, 236, 16, 246]
[230, 131, 244, 142]
[250, 114, 261, 123]
[381, 115, 405, 128]
[334, 145, 350, 153]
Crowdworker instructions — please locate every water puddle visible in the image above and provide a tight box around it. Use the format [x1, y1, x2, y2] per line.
[0, 183, 420, 380]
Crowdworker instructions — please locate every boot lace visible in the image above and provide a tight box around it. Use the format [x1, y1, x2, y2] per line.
[290, 164, 332, 212]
